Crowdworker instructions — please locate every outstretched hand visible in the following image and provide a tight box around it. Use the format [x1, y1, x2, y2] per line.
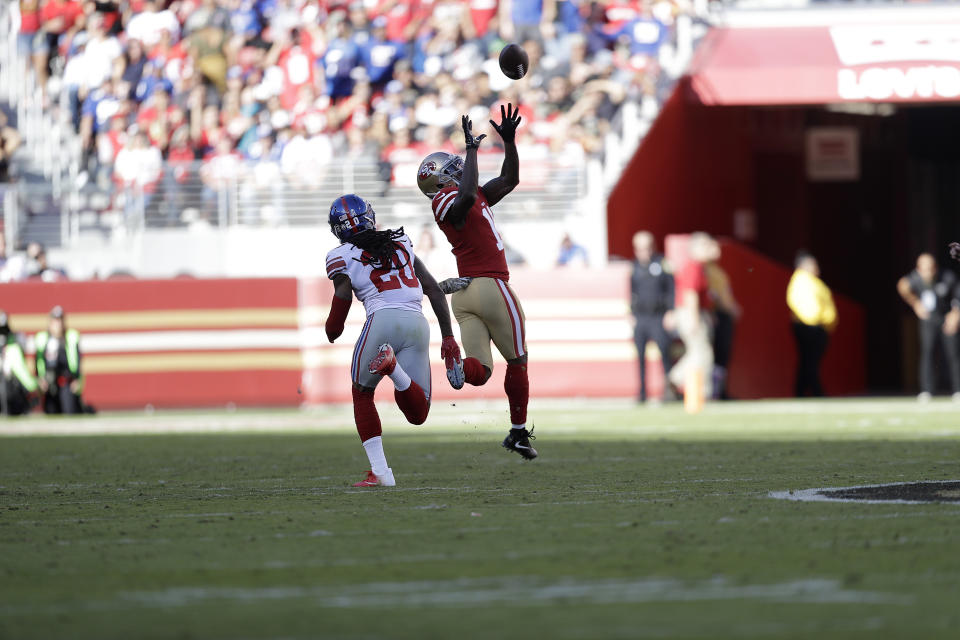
[950, 242, 960, 263]
[490, 103, 522, 144]
[462, 115, 486, 150]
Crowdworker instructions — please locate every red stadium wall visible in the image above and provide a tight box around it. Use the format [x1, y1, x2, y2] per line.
[606, 81, 756, 260]
[2, 270, 651, 409]
[1, 279, 303, 409]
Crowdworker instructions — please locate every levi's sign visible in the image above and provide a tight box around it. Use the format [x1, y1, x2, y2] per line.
[830, 25, 960, 102]
[838, 65, 960, 101]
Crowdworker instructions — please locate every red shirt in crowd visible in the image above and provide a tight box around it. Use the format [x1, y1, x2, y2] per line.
[468, 0, 498, 37]
[40, 0, 83, 35]
[19, 0, 41, 33]
[168, 145, 196, 183]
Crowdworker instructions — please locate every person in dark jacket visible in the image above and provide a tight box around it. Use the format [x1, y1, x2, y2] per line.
[35, 306, 86, 414]
[630, 231, 675, 403]
[897, 253, 960, 401]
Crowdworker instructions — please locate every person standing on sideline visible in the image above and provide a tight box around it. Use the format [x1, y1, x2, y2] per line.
[666, 232, 715, 402]
[703, 236, 740, 399]
[896, 253, 960, 402]
[786, 251, 837, 397]
[630, 231, 675, 403]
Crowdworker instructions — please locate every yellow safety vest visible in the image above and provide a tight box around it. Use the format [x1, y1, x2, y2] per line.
[3, 338, 38, 392]
[34, 329, 84, 391]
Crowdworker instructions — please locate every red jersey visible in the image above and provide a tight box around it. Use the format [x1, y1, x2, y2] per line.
[431, 185, 509, 280]
[674, 260, 711, 311]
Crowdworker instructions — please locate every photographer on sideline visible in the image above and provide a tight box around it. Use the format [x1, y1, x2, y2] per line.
[35, 306, 86, 414]
[1, 311, 38, 416]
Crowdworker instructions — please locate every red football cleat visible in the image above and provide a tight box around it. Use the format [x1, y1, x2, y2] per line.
[353, 470, 380, 487]
[352, 469, 396, 487]
[368, 343, 397, 376]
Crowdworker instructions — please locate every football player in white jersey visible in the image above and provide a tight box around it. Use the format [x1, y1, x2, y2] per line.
[324, 194, 465, 487]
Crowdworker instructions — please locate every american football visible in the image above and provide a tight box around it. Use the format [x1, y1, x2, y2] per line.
[498, 43, 529, 80]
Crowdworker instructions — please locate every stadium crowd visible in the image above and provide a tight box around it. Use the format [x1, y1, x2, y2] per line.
[16, 0, 693, 218]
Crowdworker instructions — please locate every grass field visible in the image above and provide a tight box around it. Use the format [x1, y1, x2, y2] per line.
[2, 398, 960, 639]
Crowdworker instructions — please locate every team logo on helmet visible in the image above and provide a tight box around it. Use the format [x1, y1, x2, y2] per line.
[418, 161, 437, 181]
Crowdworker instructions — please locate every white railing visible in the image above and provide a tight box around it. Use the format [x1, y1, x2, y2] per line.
[69, 154, 587, 235]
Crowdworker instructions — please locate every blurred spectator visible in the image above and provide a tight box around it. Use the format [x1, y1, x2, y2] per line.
[163, 127, 199, 224]
[0, 111, 22, 182]
[787, 250, 837, 398]
[704, 237, 739, 399]
[125, 0, 180, 48]
[362, 16, 405, 91]
[115, 131, 163, 219]
[665, 232, 714, 401]
[323, 17, 362, 100]
[201, 136, 245, 217]
[0, 235, 7, 273]
[1, 311, 38, 416]
[501, 0, 557, 43]
[630, 230, 674, 404]
[28, 243, 68, 281]
[897, 253, 960, 402]
[37, 0, 84, 94]
[0, 241, 33, 282]
[35, 306, 87, 414]
[556, 233, 588, 267]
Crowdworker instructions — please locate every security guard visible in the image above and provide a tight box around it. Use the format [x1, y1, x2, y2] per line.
[1, 310, 38, 416]
[630, 231, 675, 403]
[35, 306, 85, 414]
[786, 251, 837, 397]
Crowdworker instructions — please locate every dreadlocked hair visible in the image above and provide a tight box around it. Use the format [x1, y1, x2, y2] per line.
[349, 227, 409, 271]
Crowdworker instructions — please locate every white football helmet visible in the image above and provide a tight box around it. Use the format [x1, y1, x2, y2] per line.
[417, 151, 464, 198]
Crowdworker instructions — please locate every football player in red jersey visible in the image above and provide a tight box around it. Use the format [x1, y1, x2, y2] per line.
[416, 105, 538, 460]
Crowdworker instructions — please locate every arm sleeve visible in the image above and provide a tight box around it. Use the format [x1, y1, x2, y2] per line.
[325, 294, 351, 343]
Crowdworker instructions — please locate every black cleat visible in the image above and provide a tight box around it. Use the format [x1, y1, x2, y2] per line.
[502, 426, 538, 460]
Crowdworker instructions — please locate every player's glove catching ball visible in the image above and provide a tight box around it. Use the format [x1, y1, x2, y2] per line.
[462, 115, 486, 150]
[490, 103, 522, 144]
[441, 335, 465, 390]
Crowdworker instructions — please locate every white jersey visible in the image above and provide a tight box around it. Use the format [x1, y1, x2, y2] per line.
[325, 234, 423, 316]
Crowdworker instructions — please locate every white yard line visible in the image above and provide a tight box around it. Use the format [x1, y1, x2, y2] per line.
[0, 577, 911, 617]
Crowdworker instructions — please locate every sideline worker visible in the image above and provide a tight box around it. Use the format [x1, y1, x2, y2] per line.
[786, 251, 837, 397]
[1, 311, 38, 415]
[35, 306, 86, 414]
[630, 231, 675, 403]
[896, 253, 960, 402]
